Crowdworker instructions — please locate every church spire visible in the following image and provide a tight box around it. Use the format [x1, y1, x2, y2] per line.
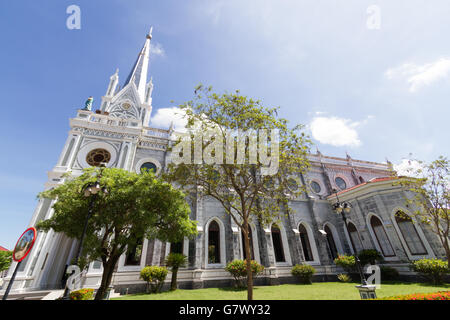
[123, 27, 153, 102]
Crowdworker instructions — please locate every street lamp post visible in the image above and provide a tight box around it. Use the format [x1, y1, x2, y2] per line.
[331, 189, 377, 299]
[61, 165, 108, 300]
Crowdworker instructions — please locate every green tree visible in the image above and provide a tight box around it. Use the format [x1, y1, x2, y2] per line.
[164, 85, 311, 300]
[37, 167, 197, 300]
[396, 156, 449, 267]
[0, 251, 12, 273]
[165, 253, 188, 291]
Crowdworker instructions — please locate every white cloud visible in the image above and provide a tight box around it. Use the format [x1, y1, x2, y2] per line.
[385, 58, 450, 92]
[150, 42, 165, 57]
[150, 107, 187, 131]
[310, 116, 364, 147]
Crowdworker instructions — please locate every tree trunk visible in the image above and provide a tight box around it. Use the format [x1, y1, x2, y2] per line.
[437, 231, 450, 268]
[95, 256, 119, 300]
[443, 242, 450, 268]
[171, 267, 179, 291]
[243, 218, 253, 300]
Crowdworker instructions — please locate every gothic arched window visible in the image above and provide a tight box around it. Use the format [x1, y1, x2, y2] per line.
[125, 238, 143, 266]
[208, 221, 221, 264]
[395, 212, 427, 255]
[170, 241, 183, 254]
[347, 222, 363, 253]
[370, 216, 395, 257]
[324, 225, 338, 260]
[299, 224, 313, 261]
[271, 224, 285, 262]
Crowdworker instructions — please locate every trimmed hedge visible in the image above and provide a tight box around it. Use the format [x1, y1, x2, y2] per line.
[358, 249, 383, 266]
[291, 264, 316, 284]
[140, 266, 168, 293]
[380, 266, 400, 281]
[225, 260, 265, 288]
[411, 258, 449, 285]
[334, 254, 356, 273]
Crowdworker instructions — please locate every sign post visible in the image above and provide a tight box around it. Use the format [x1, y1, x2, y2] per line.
[2, 227, 37, 300]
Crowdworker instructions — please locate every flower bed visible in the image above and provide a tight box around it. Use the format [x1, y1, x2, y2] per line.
[378, 291, 450, 300]
[69, 288, 94, 300]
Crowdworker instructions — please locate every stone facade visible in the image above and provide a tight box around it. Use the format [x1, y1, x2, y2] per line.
[2, 31, 446, 293]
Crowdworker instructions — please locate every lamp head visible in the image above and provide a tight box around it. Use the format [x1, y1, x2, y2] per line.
[90, 181, 101, 195]
[332, 202, 343, 214]
[343, 202, 352, 213]
[83, 182, 94, 197]
[84, 187, 92, 197]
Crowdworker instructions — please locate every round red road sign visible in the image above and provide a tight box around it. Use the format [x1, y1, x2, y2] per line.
[12, 227, 37, 262]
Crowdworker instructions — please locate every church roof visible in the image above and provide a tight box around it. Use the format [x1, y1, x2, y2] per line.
[0, 245, 9, 251]
[327, 176, 397, 198]
[124, 43, 147, 89]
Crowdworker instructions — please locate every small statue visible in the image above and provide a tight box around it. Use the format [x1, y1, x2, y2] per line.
[84, 96, 94, 111]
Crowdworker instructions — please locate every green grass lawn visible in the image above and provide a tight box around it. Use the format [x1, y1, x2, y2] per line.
[113, 282, 450, 300]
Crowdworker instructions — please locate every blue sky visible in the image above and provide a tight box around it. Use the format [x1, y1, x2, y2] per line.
[0, 0, 449, 249]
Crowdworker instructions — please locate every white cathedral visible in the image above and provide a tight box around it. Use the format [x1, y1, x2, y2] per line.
[3, 29, 447, 294]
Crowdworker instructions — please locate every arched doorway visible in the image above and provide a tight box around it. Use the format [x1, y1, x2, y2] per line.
[298, 224, 313, 261]
[271, 224, 285, 262]
[324, 225, 338, 260]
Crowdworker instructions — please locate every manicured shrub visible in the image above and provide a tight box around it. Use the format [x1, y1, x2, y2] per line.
[165, 253, 187, 291]
[337, 273, 351, 283]
[411, 258, 449, 285]
[377, 291, 450, 300]
[358, 249, 383, 266]
[291, 264, 316, 284]
[69, 288, 94, 300]
[380, 266, 400, 281]
[140, 266, 168, 293]
[225, 260, 265, 288]
[334, 254, 356, 273]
